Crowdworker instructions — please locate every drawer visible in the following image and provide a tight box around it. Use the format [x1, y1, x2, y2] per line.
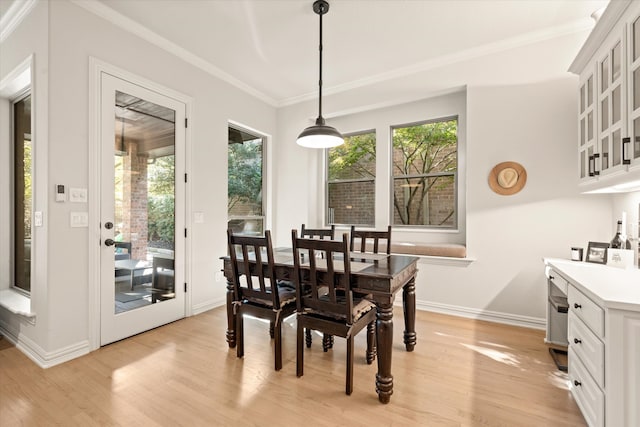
[569, 352, 604, 427]
[547, 268, 568, 295]
[568, 285, 604, 337]
[568, 312, 605, 388]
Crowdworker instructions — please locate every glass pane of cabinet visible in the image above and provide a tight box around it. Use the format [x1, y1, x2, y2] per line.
[580, 118, 586, 146]
[580, 85, 585, 113]
[601, 98, 609, 131]
[612, 86, 621, 124]
[612, 129, 621, 166]
[588, 76, 593, 106]
[612, 42, 621, 82]
[588, 112, 593, 140]
[634, 68, 640, 110]
[580, 150, 586, 178]
[634, 16, 640, 61]
[601, 56, 609, 92]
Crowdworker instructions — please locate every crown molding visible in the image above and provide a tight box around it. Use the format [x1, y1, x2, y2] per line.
[279, 17, 596, 107]
[70, 0, 278, 107]
[0, 0, 37, 43]
[569, 0, 633, 73]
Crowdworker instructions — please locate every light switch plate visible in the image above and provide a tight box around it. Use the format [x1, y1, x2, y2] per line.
[194, 212, 204, 223]
[69, 187, 88, 203]
[70, 212, 88, 228]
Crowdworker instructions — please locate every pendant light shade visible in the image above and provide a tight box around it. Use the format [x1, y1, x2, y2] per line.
[296, 0, 344, 149]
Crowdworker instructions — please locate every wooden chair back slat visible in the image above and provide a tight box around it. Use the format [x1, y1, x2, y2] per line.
[349, 225, 392, 255]
[301, 224, 336, 240]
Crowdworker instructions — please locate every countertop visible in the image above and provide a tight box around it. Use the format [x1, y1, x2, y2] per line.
[543, 257, 640, 311]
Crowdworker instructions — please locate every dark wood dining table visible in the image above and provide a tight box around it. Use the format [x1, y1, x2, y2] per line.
[221, 248, 419, 403]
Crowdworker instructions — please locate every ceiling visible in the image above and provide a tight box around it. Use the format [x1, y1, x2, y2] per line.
[3, 0, 610, 108]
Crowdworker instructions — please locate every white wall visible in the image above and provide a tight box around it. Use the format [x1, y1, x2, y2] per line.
[276, 75, 613, 327]
[0, 1, 50, 360]
[1, 0, 277, 363]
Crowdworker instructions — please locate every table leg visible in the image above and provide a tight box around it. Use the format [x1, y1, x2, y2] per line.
[402, 277, 417, 352]
[130, 270, 135, 291]
[375, 302, 394, 404]
[225, 277, 236, 348]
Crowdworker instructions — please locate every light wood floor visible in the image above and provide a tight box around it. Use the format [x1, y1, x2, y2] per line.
[0, 307, 585, 426]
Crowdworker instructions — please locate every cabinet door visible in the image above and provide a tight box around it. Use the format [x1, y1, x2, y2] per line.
[598, 36, 626, 175]
[579, 70, 596, 179]
[628, 11, 640, 165]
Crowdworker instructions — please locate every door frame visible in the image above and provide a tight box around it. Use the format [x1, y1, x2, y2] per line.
[88, 57, 193, 350]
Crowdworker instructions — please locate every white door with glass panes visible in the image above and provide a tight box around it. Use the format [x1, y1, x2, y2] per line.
[99, 73, 186, 346]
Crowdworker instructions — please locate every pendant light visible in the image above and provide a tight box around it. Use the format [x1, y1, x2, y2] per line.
[296, 0, 344, 149]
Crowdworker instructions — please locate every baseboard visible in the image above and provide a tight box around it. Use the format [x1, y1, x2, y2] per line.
[191, 297, 225, 316]
[413, 300, 546, 330]
[0, 324, 90, 368]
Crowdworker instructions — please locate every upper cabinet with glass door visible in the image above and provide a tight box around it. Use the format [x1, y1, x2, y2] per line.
[570, 0, 640, 193]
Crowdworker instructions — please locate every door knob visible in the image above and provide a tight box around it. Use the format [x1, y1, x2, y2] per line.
[105, 238, 115, 247]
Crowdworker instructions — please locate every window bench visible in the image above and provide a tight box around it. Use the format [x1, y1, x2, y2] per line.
[355, 240, 473, 265]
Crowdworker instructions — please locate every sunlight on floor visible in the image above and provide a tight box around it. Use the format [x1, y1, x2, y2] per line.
[111, 343, 177, 390]
[460, 343, 520, 367]
[548, 370, 571, 390]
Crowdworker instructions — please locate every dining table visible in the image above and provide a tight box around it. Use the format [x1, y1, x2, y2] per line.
[221, 248, 419, 404]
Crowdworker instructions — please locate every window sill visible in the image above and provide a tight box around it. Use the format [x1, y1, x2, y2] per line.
[0, 289, 36, 322]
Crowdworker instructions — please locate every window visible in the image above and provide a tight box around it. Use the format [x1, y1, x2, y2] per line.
[228, 125, 265, 235]
[326, 131, 376, 226]
[13, 92, 32, 292]
[392, 117, 457, 228]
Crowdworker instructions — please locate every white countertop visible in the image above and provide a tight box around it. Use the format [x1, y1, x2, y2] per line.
[543, 257, 640, 311]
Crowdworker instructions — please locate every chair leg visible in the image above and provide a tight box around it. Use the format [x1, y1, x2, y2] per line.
[322, 334, 334, 352]
[305, 328, 312, 348]
[274, 317, 282, 371]
[346, 335, 354, 395]
[297, 319, 304, 377]
[236, 312, 244, 359]
[366, 321, 376, 365]
[269, 321, 275, 339]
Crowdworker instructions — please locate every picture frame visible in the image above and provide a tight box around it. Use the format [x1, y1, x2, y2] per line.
[586, 241, 609, 264]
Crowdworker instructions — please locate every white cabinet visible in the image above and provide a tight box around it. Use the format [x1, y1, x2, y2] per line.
[543, 258, 640, 427]
[567, 285, 605, 427]
[570, 0, 640, 191]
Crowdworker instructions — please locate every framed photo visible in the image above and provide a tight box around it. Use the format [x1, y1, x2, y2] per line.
[586, 241, 609, 264]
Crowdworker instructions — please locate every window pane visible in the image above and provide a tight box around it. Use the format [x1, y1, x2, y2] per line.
[392, 118, 457, 228]
[14, 94, 32, 292]
[228, 126, 264, 234]
[327, 132, 376, 226]
[393, 176, 455, 227]
[328, 132, 376, 180]
[327, 181, 375, 225]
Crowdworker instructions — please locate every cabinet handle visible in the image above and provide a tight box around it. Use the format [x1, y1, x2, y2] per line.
[574, 338, 582, 344]
[623, 137, 631, 165]
[593, 153, 600, 175]
[549, 275, 555, 280]
[574, 380, 582, 387]
[588, 155, 595, 177]
[574, 303, 582, 309]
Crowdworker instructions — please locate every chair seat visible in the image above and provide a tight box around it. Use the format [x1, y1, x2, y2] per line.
[243, 283, 296, 307]
[305, 295, 375, 322]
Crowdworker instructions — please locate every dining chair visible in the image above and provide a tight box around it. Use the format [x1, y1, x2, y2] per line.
[291, 230, 377, 395]
[227, 228, 297, 371]
[300, 223, 336, 351]
[349, 225, 392, 255]
[150, 256, 175, 303]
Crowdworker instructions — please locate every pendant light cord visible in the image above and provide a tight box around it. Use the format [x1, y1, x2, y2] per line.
[317, 2, 324, 122]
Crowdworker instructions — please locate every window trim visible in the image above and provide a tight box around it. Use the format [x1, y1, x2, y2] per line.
[389, 115, 459, 230]
[325, 129, 376, 227]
